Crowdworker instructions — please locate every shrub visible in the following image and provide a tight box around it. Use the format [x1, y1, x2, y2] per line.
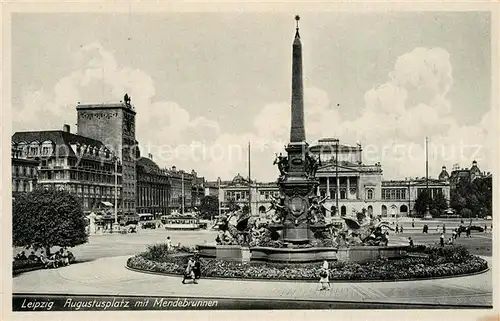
[12, 259, 44, 275]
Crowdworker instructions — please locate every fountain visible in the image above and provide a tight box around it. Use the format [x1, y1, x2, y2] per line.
[198, 16, 408, 263]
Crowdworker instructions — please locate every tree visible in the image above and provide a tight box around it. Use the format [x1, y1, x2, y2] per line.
[450, 190, 467, 214]
[414, 190, 431, 216]
[451, 175, 492, 218]
[199, 195, 219, 219]
[461, 208, 473, 219]
[13, 187, 88, 255]
[431, 192, 448, 216]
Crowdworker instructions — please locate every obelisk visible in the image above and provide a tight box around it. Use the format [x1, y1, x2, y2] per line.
[290, 15, 305, 143]
[277, 15, 319, 244]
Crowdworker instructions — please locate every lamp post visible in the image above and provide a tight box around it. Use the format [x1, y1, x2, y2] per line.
[335, 140, 339, 216]
[181, 172, 185, 215]
[112, 155, 120, 233]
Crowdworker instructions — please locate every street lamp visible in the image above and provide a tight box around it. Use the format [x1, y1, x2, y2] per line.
[112, 155, 120, 233]
[334, 138, 339, 216]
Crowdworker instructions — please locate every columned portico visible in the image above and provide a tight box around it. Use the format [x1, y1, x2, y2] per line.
[336, 176, 340, 200]
[326, 177, 330, 198]
[346, 177, 350, 199]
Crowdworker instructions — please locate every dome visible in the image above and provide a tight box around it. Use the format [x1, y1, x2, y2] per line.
[232, 173, 247, 183]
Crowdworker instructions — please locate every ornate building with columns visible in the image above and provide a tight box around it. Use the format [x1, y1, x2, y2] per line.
[219, 138, 452, 218]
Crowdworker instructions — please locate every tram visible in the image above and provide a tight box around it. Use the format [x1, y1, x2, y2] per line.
[161, 213, 200, 230]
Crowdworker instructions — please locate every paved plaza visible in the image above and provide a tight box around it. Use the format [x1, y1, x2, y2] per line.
[13, 228, 493, 307]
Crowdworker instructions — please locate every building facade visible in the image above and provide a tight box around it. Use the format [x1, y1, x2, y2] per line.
[76, 99, 138, 215]
[219, 139, 452, 218]
[218, 173, 280, 215]
[136, 156, 170, 217]
[12, 126, 123, 214]
[11, 146, 38, 199]
[449, 161, 490, 190]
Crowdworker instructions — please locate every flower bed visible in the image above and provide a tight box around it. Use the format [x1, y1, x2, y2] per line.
[126, 244, 488, 281]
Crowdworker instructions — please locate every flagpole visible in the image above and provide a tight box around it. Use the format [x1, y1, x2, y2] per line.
[425, 137, 430, 217]
[248, 141, 252, 216]
[181, 172, 185, 215]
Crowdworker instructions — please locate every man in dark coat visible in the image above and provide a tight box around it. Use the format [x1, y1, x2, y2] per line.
[193, 254, 201, 280]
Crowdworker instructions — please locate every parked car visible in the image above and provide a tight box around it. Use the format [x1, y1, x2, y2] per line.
[142, 221, 156, 229]
[458, 225, 484, 233]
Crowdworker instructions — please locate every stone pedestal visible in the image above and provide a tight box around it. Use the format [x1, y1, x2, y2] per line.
[279, 146, 318, 244]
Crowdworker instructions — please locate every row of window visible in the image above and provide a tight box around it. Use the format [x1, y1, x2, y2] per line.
[381, 188, 408, 200]
[259, 191, 280, 199]
[320, 190, 348, 199]
[67, 159, 116, 172]
[417, 188, 443, 198]
[12, 180, 33, 193]
[12, 165, 37, 178]
[226, 190, 249, 200]
[38, 171, 122, 184]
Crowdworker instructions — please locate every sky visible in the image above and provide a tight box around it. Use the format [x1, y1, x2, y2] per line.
[11, 12, 494, 182]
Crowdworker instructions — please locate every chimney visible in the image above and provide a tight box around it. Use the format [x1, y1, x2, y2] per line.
[63, 124, 70, 133]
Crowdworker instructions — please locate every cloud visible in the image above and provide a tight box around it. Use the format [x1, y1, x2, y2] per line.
[12, 44, 493, 182]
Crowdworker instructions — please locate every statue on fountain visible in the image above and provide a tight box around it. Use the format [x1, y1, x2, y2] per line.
[339, 208, 394, 246]
[215, 210, 255, 245]
[308, 196, 329, 225]
[305, 153, 320, 178]
[273, 153, 289, 181]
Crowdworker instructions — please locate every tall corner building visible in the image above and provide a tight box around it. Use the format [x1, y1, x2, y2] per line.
[76, 100, 137, 215]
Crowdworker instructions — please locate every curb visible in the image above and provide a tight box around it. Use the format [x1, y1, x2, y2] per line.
[125, 261, 490, 284]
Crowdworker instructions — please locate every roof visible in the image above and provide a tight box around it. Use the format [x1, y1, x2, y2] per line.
[12, 130, 111, 158]
[309, 143, 361, 153]
[137, 157, 160, 170]
[76, 102, 136, 114]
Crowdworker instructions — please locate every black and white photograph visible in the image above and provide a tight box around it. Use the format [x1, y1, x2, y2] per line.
[3, 1, 498, 318]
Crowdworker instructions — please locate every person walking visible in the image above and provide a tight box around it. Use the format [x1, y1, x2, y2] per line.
[400, 226, 404, 233]
[440, 233, 445, 247]
[193, 254, 201, 280]
[452, 229, 457, 240]
[166, 236, 173, 252]
[395, 224, 399, 234]
[412, 219, 415, 228]
[442, 224, 446, 234]
[318, 260, 330, 291]
[182, 257, 197, 284]
[408, 237, 414, 247]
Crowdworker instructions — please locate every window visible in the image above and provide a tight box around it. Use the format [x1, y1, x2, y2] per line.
[366, 189, 373, 200]
[340, 190, 346, 199]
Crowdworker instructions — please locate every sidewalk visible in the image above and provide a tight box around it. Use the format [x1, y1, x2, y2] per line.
[13, 255, 493, 307]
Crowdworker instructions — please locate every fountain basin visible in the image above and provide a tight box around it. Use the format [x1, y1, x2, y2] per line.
[198, 244, 250, 262]
[250, 246, 337, 263]
[337, 245, 408, 263]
